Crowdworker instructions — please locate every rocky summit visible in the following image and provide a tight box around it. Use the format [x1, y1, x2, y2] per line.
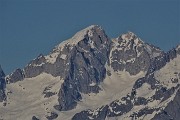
[0, 25, 180, 120]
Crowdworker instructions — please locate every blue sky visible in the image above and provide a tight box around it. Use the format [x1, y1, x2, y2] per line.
[0, 0, 180, 74]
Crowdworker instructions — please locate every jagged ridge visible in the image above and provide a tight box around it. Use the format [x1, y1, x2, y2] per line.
[1, 25, 180, 120]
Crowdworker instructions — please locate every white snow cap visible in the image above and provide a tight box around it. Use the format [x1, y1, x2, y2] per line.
[53, 25, 104, 52]
[120, 31, 136, 41]
[70, 25, 103, 44]
[45, 25, 103, 64]
[117, 31, 144, 46]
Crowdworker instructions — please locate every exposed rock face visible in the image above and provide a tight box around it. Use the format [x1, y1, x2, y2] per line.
[6, 25, 111, 111]
[55, 25, 111, 110]
[152, 89, 180, 120]
[6, 68, 24, 83]
[109, 32, 163, 75]
[24, 54, 46, 78]
[3, 25, 180, 120]
[71, 46, 180, 120]
[32, 116, 39, 120]
[46, 112, 58, 120]
[0, 65, 6, 102]
[72, 105, 109, 120]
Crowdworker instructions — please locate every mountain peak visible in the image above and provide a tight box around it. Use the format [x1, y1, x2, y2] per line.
[1, 25, 180, 119]
[52, 25, 106, 52]
[115, 31, 144, 49]
[70, 24, 104, 43]
[84, 24, 100, 30]
[120, 31, 137, 41]
[117, 31, 144, 45]
[44, 25, 108, 64]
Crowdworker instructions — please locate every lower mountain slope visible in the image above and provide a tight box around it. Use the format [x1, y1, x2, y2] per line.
[72, 53, 180, 120]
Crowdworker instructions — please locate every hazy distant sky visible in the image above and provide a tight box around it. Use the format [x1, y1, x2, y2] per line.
[0, 0, 180, 74]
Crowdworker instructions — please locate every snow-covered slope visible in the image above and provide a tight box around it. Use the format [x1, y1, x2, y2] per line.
[72, 54, 180, 120]
[155, 55, 180, 89]
[0, 25, 179, 120]
[0, 73, 63, 120]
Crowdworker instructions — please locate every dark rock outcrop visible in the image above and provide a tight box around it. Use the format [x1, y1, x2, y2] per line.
[109, 32, 163, 75]
[72, 106, 108, 120]
[71, 44, 180, 120]
[46, 112, 58, 120]
[55, 25, 111, 111]
[0, 65, 6, 102]
[6, 68, 24, 83]
[151, 89, 180, 120]
[32, 116, 39, 120]
[3, 25, 180, 119]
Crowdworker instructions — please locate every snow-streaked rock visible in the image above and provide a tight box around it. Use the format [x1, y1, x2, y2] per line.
[1, 25, 180, 120]
[109, 32, 163, 75]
